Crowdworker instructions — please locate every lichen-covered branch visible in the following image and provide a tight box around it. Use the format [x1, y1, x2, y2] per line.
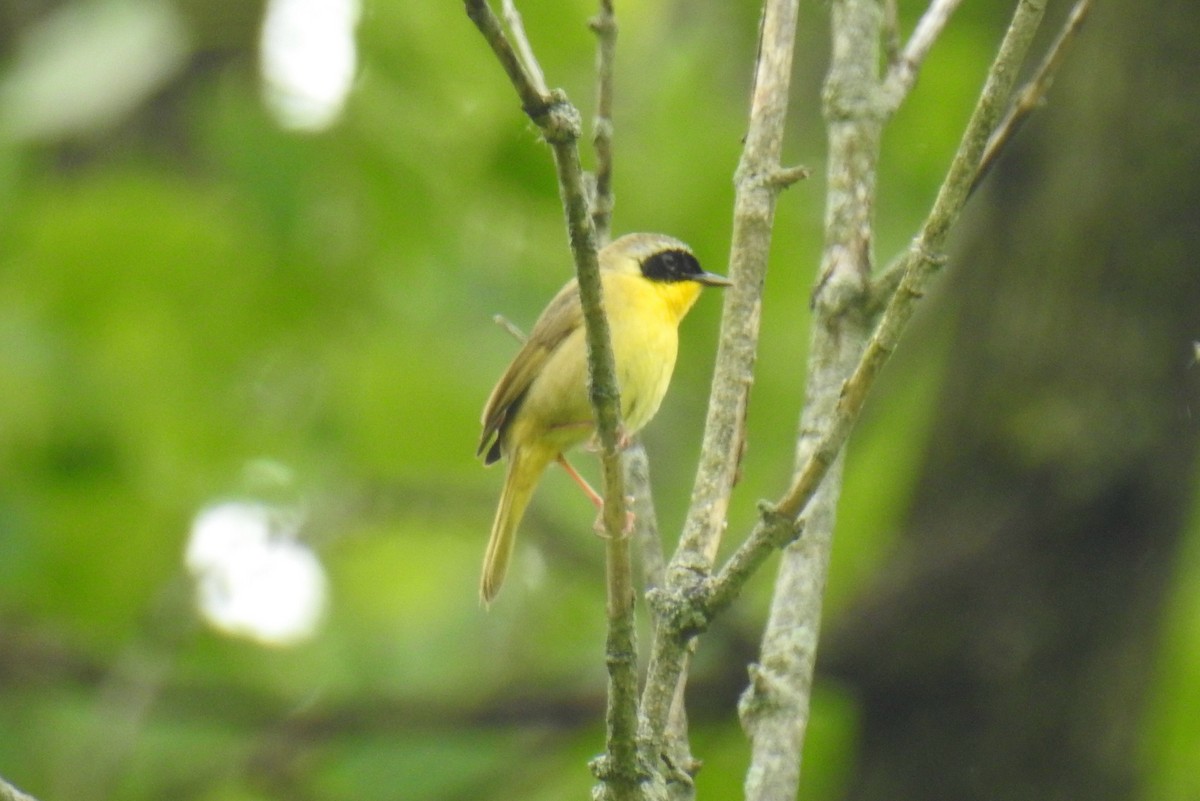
[742, 0, 883, 790]
[638, 0, 805, 781]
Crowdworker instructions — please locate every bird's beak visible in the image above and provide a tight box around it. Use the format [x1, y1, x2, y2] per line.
[696, 271, 733, 287]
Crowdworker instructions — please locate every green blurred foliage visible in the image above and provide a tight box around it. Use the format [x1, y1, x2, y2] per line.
[0, 1, 1195, 800]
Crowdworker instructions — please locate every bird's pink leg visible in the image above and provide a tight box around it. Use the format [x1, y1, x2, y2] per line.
[556, 453, 603, 509]
[555, 454, 636, 536]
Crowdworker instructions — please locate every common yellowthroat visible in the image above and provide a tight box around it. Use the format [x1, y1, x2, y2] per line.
[477, 233, 730, 604]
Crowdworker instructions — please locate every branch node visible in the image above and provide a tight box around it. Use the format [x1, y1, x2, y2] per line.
[646, 574, 714, 639]
[588, 11, 617, 36]
[923, 246, 949, 268]
[737, 661, 807, 729]
[735, 164, 812, 196]
[528, 89, 583, 144]
[592, 116, 615, 141]
[906, 244, 948, 286]
[661, 751, 700, 787]
[770, 164, 812, 189]
[756, 500, 803, 549]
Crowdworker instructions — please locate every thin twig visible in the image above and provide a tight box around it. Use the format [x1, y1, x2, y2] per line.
[879, 0, 965, 113]
[501, 0, 549, 96]
[870, 0, 1091, 309]
[589, 0, 617, 244]
[973, 0, 1093, 193]
[492, 313, 527, 343]
[464, 0, 552, 121]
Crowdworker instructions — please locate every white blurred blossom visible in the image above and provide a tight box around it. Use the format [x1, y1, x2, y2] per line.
[260, 0, 360, 131]
[186, 500, 326, 647]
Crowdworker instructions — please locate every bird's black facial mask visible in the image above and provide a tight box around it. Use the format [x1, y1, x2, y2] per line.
[641, 249, 704, 282]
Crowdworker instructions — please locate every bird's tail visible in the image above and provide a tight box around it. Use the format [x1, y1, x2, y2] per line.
[480, 448, 547, 606]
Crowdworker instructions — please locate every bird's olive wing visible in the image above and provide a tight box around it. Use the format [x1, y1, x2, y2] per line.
[478, 280, 583, 464]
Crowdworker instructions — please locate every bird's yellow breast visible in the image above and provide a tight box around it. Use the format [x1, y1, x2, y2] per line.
[603, 271, 702, 434]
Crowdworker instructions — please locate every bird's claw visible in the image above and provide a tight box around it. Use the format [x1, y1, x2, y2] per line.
[585, 426, 633, 454]
[592, 497, 637, 538]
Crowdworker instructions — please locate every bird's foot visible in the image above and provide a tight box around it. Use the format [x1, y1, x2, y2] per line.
[584, 426, 633, 454]
[592, 497, 637, 539]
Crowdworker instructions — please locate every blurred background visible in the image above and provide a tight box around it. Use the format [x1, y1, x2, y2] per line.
[1, 0, 1197, 799]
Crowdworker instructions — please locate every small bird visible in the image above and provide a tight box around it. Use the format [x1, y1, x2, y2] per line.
[477, 233, 731, 604]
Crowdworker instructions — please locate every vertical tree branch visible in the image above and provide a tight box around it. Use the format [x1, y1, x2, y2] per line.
[638, 0, 804, 780]
[590, 0, 617, 245]
[624, 444, 666, 592]
[741, 1, 882, 797]
[464, 2, 640, 797]
[543, 74, 641, 801]
[671, 0, 801, 573]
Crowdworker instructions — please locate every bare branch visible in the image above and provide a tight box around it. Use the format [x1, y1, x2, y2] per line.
[671, 0, 801, 604]
[589, 0, 617, 244]
[741, 0, 884, 789]
[464, 0, 551, 119]
[973, 0, 1093, 193]
[501, 0, 548, 96]
[638, 0, 803, 769]
[492, 313, 527, 343]
[880, 0, 965, 113]
[624, 444, 665, 592]
[558, 107, 641, 801]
